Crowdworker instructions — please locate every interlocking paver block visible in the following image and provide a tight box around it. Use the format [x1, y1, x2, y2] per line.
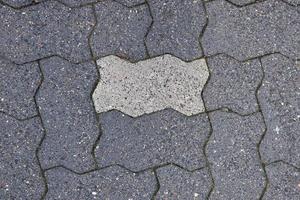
[37, 57, 99, 173]
[0, 114, 44, 199]
[202, 0, 300, 60]
[95, 109, 210, 171]
[207, 111, 266, 200]
[263, 162, 300, 200]
[259, 54, 300, 167]
[0, 1, 94, 64]
[203, 54, 262, 115]
[227, 0, 255, 6]
[91, 1, 151, 62]
[145, 0, 206, 61]
[0, 58, 40, 119]
[45, 166, 156, 200]
[156, 165, 212, 199]
[93, 55, 208, 117]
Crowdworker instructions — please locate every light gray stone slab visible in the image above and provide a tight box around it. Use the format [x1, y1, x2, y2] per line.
[263, 162, 300, 200]
[91, 1, 151, 62]
[227, 0, 256, 6]
[203, 54, 262, 115]
[207, 111, 266, 200]
[37, 57, 99, 173]
[95, 109, 210, 171]
[145, 0, 206, 61]
[0, 58, 40, 119]
[45, 166, 156, 200]
[0, 1, 94, 64]
[156, 165, 212, 200]
[202, 0, 300, 60]
[259, 54, 300, 167]
[0, 114, 45, 199]
[93, 55, 208, 117]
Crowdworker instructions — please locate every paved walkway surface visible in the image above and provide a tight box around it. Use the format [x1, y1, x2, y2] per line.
[0, 0, 299, 199]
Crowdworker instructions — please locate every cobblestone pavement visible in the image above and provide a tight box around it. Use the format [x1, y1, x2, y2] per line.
[0, 0, 299, 199]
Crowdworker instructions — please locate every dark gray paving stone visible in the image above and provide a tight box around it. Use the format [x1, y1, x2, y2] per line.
[45, 166, 156, 200]
[202, 0, 300, 60]
[156, 165, 212, 200]
[203, 54, 262, 115]
[0, 1, 94, 64]
[115, 0, 145, 7]
[37, 57, 99, 173]
[283, 0, 300, 6]
[0, 114, 45, 199]
[95, 109, 210, 171]
[0, 58, 40, 119]
[58, 0, 96, 7]
[145, 0, 206, 61]
[2, 0, 33, 8]
[227, 0, 255, 6]
[259, 54, 300, 167]
[91, 1, 151, 62]
[207, 111, 266, 200]
[263, 162, 300, 200]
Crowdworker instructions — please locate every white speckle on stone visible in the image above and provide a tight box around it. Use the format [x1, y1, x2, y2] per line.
[92, 191, 97, 196]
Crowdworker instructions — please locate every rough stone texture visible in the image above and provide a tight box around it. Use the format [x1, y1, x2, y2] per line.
[227, 0, 256, 6]
[145, 0, 206, 61]
[95, 109, 210, 171]
[2, 0, 33, 8]
[0, 114, 45, 199]
[207, 111, 266, 200]
[156, 165, 212, 200]
[58, 0, 96, 7]
[203, 54, 262, 115]
[259, 54, 300, 167]
[202, 0, 300, 60]
[0, 1, 94, 64]
[283, 0, 300, 6]
[115, 0, 145, 7]
[93, 55, 208, 117]
[0, 58, 40, 119]
[45, 166, 156, 200]
[91, 1, 151, 62]
[264, 162, 300, 200]
[37, 57, 99, 173]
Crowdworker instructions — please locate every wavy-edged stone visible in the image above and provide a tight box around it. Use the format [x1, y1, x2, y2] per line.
[0, 1, 94, 64]
[2, 0, 33, 8]
[145, 0, 206, 61]
[203, 54, 262, 115]
[45, 166, 156, 200]
[263, 162, 300, 200]
[156, 165, 212, 199]
[91, 1, 151, 62]
[37, 57, 99, 173]
[95, 109, 210, 171]
[115, 0, 145, 7]
[259, 54, 300, 167]
[0, 114, 45, 199]
[93, 55, 208, 117]
[202, 0, 300, 60]
[207, 111, 266, 200]
[0, 58, 40, 119]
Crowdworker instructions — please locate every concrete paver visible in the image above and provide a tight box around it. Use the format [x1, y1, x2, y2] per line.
[207, 111, 266, 200]
[145, 0, 206, 61]
[259, 54, 300, 167]
[0, 114, 45, 199]
[95, 109, 210, 171]
[45, 166, 156, 200]
[0, 58, 40, 119]
[93, 55, 208, 117]
[37, 57, 99, 173]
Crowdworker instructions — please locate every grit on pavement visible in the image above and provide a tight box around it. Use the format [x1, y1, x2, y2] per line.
[0, 0, 299, 199]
